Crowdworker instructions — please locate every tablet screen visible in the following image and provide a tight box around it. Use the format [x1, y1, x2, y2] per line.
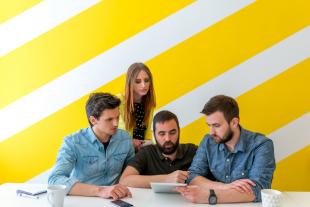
[150, 182, 187, 193]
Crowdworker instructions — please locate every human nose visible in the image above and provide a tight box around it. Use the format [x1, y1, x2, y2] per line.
[141, 81, 146, 88]
[113, 119, 118, 127]
[210, 127, 215, 135]
[163, 134, 171, 142]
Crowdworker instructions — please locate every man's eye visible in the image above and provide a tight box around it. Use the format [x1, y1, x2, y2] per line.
[169, 131, 176, 135]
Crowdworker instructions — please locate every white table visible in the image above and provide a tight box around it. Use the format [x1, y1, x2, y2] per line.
[0, 183, 308, 207]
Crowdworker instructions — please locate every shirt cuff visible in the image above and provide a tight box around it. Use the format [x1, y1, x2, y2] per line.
[252, 184, 262, 202]
[64, 176, 79, 195]
[186, 173, 198, 184]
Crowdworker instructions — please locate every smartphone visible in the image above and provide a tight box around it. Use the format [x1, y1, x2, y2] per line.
[110, 200, 134, 207]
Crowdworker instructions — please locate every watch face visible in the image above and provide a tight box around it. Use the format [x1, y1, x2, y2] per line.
[209, 195, 217, 205]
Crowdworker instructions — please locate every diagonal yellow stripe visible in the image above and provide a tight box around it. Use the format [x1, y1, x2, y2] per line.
[147, 0, 310, 108]
[272, 145, 310, 191]
[181, 58, 310, 144]
[0, 0, 194, 108]
[0, 0, 41, 23]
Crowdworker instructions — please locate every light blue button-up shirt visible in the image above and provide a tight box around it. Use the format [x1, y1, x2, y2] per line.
[48, 127, 135, 194]
[188, 127, 275, 202]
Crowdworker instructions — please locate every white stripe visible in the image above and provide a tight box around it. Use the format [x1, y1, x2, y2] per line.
[29, 112, 310, 183]
[159, 26, 310, 128]
[0, 0, 254, 142]
[0, 0, 100, 56]
[27, 169, 52, 184]
[270, 112, 310, 162]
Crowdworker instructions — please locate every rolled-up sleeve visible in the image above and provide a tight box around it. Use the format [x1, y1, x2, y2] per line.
[48, 137, 79, 194]
[249, 139, 276, 202]
[187, 137, 210, 183]
[128, 147, 149, 174]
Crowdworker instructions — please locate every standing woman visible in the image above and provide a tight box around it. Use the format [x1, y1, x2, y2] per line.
[118, 63, 156, 151]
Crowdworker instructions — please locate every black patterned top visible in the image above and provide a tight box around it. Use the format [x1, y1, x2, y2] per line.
[133, 103, 147, 140]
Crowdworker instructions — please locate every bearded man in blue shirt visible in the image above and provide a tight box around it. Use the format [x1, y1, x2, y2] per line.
[48, 93, 134, 199]
[177, 95, 275, 204]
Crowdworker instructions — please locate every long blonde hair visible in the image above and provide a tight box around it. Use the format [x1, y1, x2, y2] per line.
[124, 63, 156, 130]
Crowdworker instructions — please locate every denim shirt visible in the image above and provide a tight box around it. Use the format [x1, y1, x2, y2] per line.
[48, 127, 135, 194]
[188, 127, 275, 202]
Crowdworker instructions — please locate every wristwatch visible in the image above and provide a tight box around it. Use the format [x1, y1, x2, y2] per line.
[208, 189, 217, 205]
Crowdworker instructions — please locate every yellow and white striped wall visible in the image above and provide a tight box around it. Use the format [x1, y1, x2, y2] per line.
[1, 0, 309, 191]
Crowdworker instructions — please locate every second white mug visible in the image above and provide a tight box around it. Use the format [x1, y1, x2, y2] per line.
[261, 189, 282, 207]
[47, 185, 66, 207]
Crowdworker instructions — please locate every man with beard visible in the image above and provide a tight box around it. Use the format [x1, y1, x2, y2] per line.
[176, 95, 276, 204]
[119, 110, 197, 188]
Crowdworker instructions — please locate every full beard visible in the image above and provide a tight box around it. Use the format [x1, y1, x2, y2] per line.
[157, 139, 179, 155]
[213, 129, 233, 144]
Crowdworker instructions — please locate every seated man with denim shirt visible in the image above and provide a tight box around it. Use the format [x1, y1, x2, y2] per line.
[119, 110, 197, 188]
[48, 93, 134, 199]
[176, 95, 275, 204]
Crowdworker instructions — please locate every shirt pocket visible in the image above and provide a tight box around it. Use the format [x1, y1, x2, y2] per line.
[81, 155, 99, 177]
[231, 169, 249, 180]
[111, 153, 127, 173]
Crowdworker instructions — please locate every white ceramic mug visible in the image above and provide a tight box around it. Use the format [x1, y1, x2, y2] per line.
[47, 185, 66, 207]
[261, 189, 282, 207]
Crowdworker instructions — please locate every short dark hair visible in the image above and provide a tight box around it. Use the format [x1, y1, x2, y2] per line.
[85, 93, 121, 126]
[153, 110, 180, 133]
[201, 95, 239, 123]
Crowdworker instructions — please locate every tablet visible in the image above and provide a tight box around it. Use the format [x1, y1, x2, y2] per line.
[150, 182, 187, 193]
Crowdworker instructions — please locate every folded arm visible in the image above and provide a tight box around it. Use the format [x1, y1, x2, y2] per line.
[120, 166, 189, 188]
[182, 176, 255, 203]
[176, 184, 255, 204]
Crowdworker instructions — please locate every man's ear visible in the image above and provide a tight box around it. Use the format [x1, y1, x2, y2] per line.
[89, 116, 97, 126]
[231, 117, 239, 128]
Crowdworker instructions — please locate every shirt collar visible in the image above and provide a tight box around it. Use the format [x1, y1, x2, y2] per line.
[87, 127, 99, 144]
[86, 127, 110, 150]
[175, 145, 186, 160]
[155, 145, 166, 160]
[234, 126, 246, 153]
[219, 143, 225, 151]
